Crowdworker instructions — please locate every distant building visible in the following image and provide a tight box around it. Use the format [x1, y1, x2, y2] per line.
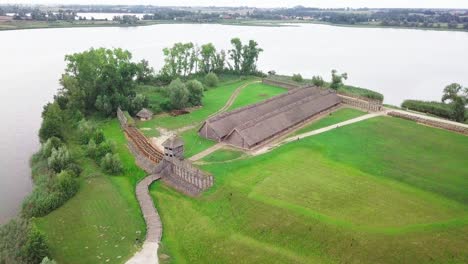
[136, 108, 153, 121]
[199, 87, 341, 149]
[162, 136, 184, 160]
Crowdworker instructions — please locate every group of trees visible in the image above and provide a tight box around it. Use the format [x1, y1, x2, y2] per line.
[402, 83, 468, 122]
[113, 15, 139, 24]
[59, 48, 151, 117]
[166, 78, 206, 110]
[160, 38, 263, 79]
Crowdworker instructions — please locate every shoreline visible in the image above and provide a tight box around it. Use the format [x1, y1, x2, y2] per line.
[1, 19, 468, 32]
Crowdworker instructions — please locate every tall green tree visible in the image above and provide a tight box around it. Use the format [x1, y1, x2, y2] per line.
[442, 83, 468, 122]
[229, 38, 243, 73]
[241, 40, 263, 74]
[200, 43, 217, 73]
[330, 69, 348, 90]
[59, 48, 144, 116]
[168, 78, 189, 109]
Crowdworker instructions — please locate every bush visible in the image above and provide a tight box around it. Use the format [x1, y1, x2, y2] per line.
[338, 85, 384, 102]
[86, 139, 97, 159]
[168, 78, 189, 109]
[41, 257, 57, 264]
[47, 146, 71, 173]
[40, 137, 62, 158]
[401, 100, 453, 119]
[92, 129, 105, 144]
[23, 225, 49, 264]
[77, 119, 96, 145]
[186, 80, 205, 106]
[311, 76, 325, 87]
[65, 163, 82, 177]
[204, 72, 219, 87]
[22, 184, 62, 218]
[292, 74, 303, 82]
[0, 219, 49, 264]
[56, 170, 79, 199]
[96, 140, 115, 160]
[100, 153, 123, 174]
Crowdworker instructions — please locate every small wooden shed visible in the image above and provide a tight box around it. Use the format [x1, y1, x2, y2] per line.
[136, 108, 153, 121]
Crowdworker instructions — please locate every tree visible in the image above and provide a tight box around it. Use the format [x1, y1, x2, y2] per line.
[186, 80, 204, 106]
[442, 83, 468, 122]
[312, 76, 325, 86]
[240, 40, 263, 74]
[48, 146, 71, 173]
[200, 43, 217, 73]
[39, 102, 63, 142]
[60, 48, 141, 116]
[229, 38, 243, 73]
[292, 74, 303, 82]
[204, 72, 219, 88]
[330, 69, 348, 90]
[136, 59, 154, 83]
[41, 137, 62, 158]
[168, 78, 189, 109]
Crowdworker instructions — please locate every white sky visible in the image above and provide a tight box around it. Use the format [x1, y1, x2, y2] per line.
[2, 0, 468, 9]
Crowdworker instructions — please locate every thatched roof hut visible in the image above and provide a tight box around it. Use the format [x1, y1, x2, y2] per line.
[136, 108, 153, 120]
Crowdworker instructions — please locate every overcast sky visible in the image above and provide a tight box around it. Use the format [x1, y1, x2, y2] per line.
[2, 0, 468, 9]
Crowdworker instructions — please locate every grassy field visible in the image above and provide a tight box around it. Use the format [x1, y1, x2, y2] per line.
[151, 116, 468, 263]
[293, 107, 366, 135]
[138, 78, 255, 131]
[227, 82, 287, 111]
[180, 128, 217, 158]
[35, 119, 147, 264]
[201, 149, 245, 163]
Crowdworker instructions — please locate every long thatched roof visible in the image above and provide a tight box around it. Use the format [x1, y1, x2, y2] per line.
[199, 86, 341, 148]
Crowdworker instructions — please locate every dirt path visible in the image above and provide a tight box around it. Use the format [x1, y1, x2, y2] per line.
[189, 143, 224, 162]
[251, 112, 384, 156]
[208, 80, 261, 119]
[126, 174, 162, 264]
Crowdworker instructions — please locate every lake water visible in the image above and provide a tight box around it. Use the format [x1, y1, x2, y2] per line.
[1, 23, 468, 224]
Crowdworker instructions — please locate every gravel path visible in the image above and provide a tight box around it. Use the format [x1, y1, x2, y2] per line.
[126, 174, 162, 264]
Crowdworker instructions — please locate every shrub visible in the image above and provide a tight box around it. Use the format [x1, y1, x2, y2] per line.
[66, 163, 82, 177]
[204, 72, 219, 87]
[401, 100, 453, 119]
[92, 129, 105, 144]
[292, 74, 303, 82]
[41, 257, 57, 264]
[100, 153, 123, 174]
[40, 137, 62, 158]
[311, 76, 325, 87]
[39, 102, 63, 142]
[47, 146, 71, 173]
[338, 85, 384, 102]
[86, 139, 97, 159]
[22, 225, 49, 264]
[77, 119, 96, 145]
[0, 219, 49, 264]
[186, 80, 205, 106]
[168, 78, 189, 109]
[96, 140, 115, 160]
[56, 170, 79, 199]
[22, 184, 62, 218]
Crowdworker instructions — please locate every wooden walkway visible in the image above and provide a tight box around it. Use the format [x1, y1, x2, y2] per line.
[126, 174, 162, 264]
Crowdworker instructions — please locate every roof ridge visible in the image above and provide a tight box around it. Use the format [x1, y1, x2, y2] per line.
[207, 86, 317, 123]
[235, 90, 333, 132]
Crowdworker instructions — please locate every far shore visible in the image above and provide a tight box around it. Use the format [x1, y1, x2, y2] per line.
[2, 18, 468, 32]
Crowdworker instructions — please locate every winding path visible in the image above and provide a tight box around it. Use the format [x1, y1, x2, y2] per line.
[126, 174, 162, 264]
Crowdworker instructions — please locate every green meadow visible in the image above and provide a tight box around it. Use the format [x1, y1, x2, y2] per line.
[151, 116, 468, 263]
[227, 82, 287, 111]
[35, 120, 147, 264]
[293, 107, 367, 135]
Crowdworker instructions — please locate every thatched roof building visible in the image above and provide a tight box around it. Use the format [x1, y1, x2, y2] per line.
[136, 108, 153, 120]
[199, 87, 341, 149]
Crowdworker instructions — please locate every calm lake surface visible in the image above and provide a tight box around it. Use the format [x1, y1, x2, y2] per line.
[1, 23, 468, 223]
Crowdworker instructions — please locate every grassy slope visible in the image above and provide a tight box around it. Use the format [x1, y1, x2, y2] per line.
[201, 149, 245, 163]
[35, 119, 147, 264]
[227, 82, 287, 111]
[138, 78, 255, 131]
[293, 107, 367, 135]
[151, 116, 468, 263]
